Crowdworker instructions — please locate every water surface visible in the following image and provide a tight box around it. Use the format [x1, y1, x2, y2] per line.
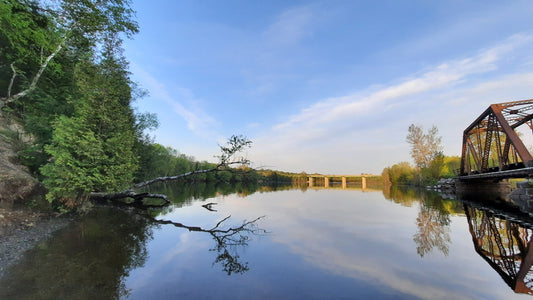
[1, 183, 532, 299]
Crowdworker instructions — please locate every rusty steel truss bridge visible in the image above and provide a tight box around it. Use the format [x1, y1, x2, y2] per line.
[459, 99, 533, 181]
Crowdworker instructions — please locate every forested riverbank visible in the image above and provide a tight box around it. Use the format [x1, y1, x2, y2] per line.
[0, 1, 335, 213]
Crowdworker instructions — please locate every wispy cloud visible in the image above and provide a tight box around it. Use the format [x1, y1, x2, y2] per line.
[251, 34, 533, 173]
[131, 64, 219, 139]
[275, 34, 531, 131]
[242, 5, 317, 97]
[263, 5, 315, 47]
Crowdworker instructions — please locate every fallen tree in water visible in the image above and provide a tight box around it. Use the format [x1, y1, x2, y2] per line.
[89, 135, 252, 208]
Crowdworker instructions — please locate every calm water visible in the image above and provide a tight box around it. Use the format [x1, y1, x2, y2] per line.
[1, 183, 533, 299]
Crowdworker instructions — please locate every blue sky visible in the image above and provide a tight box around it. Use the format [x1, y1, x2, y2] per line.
[124, 0, 533, 174]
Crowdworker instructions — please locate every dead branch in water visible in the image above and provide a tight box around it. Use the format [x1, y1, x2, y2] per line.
[89, 135, 252, 208]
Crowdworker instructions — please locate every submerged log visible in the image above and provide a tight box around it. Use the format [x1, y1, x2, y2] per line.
[90, 191, 169, 207]
[88, 167, 219, 208]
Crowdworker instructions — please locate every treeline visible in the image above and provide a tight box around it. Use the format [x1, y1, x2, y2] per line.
[0, 1, 376, 211]
[382, 124, 460, 186]
[0, 0, 248, 209]
[382, 156, 460, 185]
[0, 0, 150, 208]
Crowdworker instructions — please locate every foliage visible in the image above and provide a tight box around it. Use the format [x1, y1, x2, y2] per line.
[406, 124, 442, 169]
[216, 134, 252, 166]
[41, 52, 139, 208]
[38, 22, 139, 208]
[0, 1, 145, 210]
[0, 0, 305, 211]
[383, 125, 460, 186]
[382, 162, 416, 185]
[441, 156, 460, 178]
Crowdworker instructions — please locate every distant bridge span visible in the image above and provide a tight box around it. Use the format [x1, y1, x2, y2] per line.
[458, 99, 533, 181]
[306, 174, 380, 189]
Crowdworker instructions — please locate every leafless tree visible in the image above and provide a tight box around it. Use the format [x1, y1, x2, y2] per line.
[406, 124, 442, 169]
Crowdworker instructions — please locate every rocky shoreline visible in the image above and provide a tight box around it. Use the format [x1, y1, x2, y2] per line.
[426, 178, 457, 199]
[0, 206, 71, 278]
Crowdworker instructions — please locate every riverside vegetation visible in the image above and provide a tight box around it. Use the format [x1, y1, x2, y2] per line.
[381, 124, 461, 187]
[0, 0, 315, 212]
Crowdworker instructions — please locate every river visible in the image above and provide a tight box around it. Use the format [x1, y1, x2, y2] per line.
[1, 182, 532, 299]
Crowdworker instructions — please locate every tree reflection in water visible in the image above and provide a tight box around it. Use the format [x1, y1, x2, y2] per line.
[383, 186, 453, 257]
[151, 215, 267, 275]
[413, 194, 451, 257]
[384, 184, 533, 295]
[465, 203, 533, 295]
[0, 207, 266, 299]
[0, 207, 153, 299]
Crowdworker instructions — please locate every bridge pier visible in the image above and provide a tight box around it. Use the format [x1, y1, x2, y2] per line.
[456, 179, 513, 205]
[456, 176, 533, 215]
[507, 181, 533, 215]
[304, 175, 377, 190]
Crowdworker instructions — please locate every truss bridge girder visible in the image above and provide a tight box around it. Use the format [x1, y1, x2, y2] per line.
[460, 99, 533, 176]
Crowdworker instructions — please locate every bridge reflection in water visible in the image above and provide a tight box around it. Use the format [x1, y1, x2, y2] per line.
[465, 204, 533, 295]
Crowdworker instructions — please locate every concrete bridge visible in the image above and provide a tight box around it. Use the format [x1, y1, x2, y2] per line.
[307, 174, 380, 189]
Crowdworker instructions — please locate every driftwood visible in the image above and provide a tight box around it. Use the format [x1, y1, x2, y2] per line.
[89, 135, 253, 208]
[89, 164, 239, 207]
[90, 191, 169, 207]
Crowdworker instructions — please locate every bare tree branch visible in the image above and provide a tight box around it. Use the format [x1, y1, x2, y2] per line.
[7, 63, 16, 99]
[150, 214, 267, 275]
[212, 215, 232, 231]
[202, 202, 217, 212]
[89, 135, 253, 207]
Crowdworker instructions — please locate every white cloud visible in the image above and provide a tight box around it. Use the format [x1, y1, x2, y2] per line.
[251, 34, 533, 174]
[276, 34, 531, 131]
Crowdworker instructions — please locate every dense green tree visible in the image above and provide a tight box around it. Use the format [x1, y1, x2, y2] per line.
[382, 162, 416, 185]
[41, 48, 138, 208]
[0, 0, 143, 209]
[1, 1, 266, 210]
[1, 0, 139, 175]
[0, 0, 138, 110]
[423, 151, 445, 180]
[0, 0, 59, 106]
[441, 156, 460, 178]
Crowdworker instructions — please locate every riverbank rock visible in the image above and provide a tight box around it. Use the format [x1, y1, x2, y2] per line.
[0, 115, 44, 204]
[508, 181, 533, 216]
[426, 178, 456, 195]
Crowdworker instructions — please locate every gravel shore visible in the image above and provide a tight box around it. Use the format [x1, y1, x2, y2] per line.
[0, 206, 71, 278]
